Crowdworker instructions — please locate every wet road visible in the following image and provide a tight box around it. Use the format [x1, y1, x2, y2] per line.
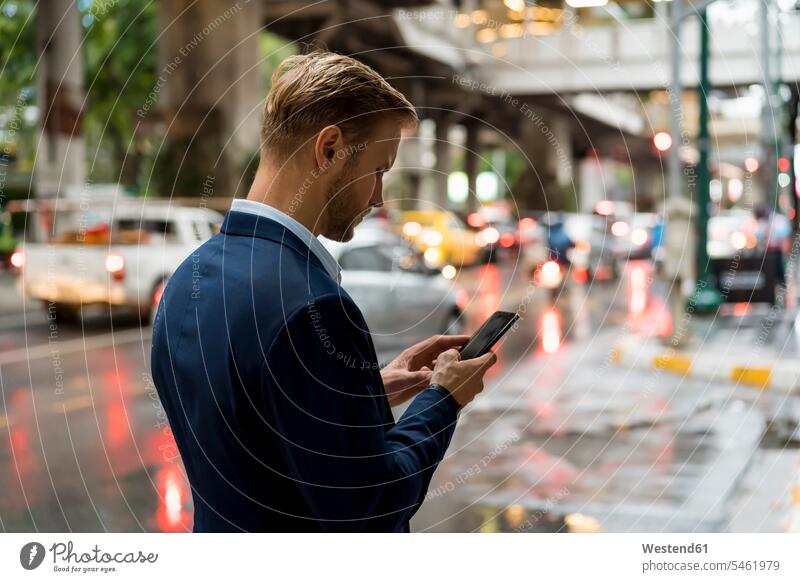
[0, 287, 187, 532]
[1, 259, 798, 532]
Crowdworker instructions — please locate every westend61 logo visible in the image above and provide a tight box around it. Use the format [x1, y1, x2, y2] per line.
[19, 541, 158, 574]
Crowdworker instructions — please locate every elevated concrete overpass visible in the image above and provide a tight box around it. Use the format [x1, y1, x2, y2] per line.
[484, 14, 800, 95]
[397, 7, 800, 95]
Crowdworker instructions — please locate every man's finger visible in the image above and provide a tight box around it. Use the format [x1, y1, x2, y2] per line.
[437, 348, 461, 365]
[419, 334, 470, 353]
[432, 334, 470, 348]
[464, 350, 497, 371]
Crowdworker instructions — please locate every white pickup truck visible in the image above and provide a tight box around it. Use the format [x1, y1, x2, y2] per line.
[10, 199, 223, 322]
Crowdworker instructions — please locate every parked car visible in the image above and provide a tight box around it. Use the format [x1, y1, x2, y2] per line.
[400, 210, 482, 270]
[321, 224, 467, 355]
[10, 199, 223, 322]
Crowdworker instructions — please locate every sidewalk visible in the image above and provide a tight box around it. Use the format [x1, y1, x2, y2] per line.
[611, 322, 800, 394]
[611, 246, 800, 394]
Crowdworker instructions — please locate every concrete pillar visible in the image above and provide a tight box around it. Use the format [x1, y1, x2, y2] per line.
[391, 125, 422, 210]
[464, 122, 479, 213]
[579, 151, 605, 214]
[551, 117, 574, 193]
[515, 108, 573, 210]
[413, 117, 437, 209]
[432, 117, 451, 210]
[35, 0, 85, 197]
[155, 0, 263, 198]
[391, 79, 428, 210]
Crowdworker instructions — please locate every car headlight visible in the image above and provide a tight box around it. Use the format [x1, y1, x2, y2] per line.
[424, 247, 442, 264]
[631, 228, 648, 246]
[423, 230, 443, 247]
[730, 231, 747, 250]
[481, 227, 500, 245]
[402, 221, 421, 237]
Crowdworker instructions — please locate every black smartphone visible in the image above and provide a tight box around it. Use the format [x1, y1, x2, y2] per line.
[459, 311, 520, 360]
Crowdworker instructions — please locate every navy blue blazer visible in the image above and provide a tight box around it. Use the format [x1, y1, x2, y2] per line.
[150, 210, 460, 532]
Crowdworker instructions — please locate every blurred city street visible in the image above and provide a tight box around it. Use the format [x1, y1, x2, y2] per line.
[3, 253, 800, 533]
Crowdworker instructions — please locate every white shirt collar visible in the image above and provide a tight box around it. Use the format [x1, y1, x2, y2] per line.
[229, 198, 341, 283]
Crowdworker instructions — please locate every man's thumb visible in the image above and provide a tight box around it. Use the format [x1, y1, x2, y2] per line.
[474, 350, 497, 369]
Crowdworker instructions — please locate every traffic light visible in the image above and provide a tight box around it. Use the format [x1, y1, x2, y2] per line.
[777, 158, 792, 189]
[653, 132, 672, 153]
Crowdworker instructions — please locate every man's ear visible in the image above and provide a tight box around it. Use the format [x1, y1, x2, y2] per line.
[314, 125, 344, 172]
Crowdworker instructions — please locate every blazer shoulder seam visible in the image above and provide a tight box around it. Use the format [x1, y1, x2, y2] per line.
[224, 230, 330, 279]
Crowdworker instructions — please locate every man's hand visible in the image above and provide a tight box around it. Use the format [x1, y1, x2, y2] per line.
[381, 334, 470, 407]
[431, 348, 497, 408]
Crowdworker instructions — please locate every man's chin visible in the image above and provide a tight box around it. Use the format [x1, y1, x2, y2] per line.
[341, 216, 366, 242]
[337, 229, 356, 243]
[323, 224, 356, 243]
[322, 212, 367, 242]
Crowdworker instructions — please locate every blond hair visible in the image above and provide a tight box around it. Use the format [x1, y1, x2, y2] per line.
[261, 51, 417, 161]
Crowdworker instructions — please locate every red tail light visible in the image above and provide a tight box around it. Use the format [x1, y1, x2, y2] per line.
[153, 283, 165, 306]
[541, 308, 562, 354]
[10, 249, 24, 269]
[455, 288, 469, 310]
[467, 213, 487, 228]
[500, 233, 516, 248]
[105, 252, 125, 281]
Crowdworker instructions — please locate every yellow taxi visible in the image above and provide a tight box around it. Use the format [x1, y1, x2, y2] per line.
[400, 210, 482, 269]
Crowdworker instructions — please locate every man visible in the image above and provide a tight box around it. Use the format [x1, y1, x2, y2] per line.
[150, 51, 496, 532]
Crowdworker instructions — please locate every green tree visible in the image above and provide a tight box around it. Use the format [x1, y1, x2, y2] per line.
[0, 1, 36, 105]
[82, 0, 157, 190]
[0, 0, 37, 188]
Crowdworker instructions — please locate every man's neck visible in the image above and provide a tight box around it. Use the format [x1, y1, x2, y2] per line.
[246, 166, 325, 236]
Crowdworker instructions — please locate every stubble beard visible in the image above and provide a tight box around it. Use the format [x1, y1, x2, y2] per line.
[323, 162, 365, 242]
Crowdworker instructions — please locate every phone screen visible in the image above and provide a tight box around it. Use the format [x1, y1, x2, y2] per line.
[459, 311, 520, 360]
